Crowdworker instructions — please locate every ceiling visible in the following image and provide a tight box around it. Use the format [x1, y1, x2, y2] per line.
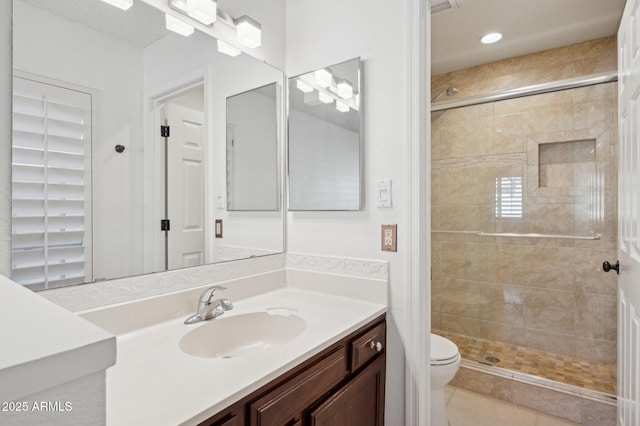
[431, 0, 627, 75]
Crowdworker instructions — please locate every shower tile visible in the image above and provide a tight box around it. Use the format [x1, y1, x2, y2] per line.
[518, 246, 575, 291]
[441, 278, 467, 316]
[495, 91, 573, 116]
[439, 126, 467, 159]
[478, 73, 524, 95]
[465, 243, 498, 283]
[573, 37, 616, 61]
[539, 163, 574, 188]
[511, 382, 582, 423]
[495, 244, 524, 285]
[575, 337, 617, 364]
[575, 293, 617, 341]
[431, 311, 442, 330]
[572, 84, 605, 104]
[441, 241, 466, 279]
[522, 328, 576, 356]
[574, 53, 617, 76]
[574, 248, 617, 296]
[449, 373, 515, 407]
[525, 203, 575, 235]
[524, 289, 575, 335]
[581, 399, 616, 426]
[521, 63, 574, 87]
[523, 106, 574, 134]
[494, 114, 525, 154]
[440, 167, 467, 205]
[574, 102, 609, 130]
[476, 283, 526, 326]
[436, 205, 467, 231]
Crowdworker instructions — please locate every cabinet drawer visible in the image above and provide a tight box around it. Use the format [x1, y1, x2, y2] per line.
[351, 321, 386, 371]
[250, 346, 348, 426]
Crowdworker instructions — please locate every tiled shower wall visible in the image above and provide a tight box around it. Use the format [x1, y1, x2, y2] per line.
[431, 37, 618, 364]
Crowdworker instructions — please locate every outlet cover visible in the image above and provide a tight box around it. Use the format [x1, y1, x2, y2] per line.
[215, 219, 223, 238]
[381, 224, 397, 252]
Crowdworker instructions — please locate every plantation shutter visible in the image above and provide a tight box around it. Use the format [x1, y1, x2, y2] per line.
[11, 76, 93, 290]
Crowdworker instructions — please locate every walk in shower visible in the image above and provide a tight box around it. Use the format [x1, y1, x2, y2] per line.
[430, 75, 618, 398]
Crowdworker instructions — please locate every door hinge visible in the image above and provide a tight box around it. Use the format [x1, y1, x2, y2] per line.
[161, 125, 170, 137]
[161, 219, 171, 231]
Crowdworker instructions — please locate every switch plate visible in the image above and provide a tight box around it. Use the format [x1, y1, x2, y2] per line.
[377, 179, 392, 208]
[215, 219, 223, 238]
[216, 191, 225, 210]
[381, 224, 397, 252]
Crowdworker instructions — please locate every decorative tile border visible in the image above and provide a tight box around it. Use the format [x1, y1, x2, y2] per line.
[287, 253, 389, 280]
[40, 254, 285, 312]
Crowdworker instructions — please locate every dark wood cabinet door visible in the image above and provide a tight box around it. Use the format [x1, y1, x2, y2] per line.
[310, 355, 385, 426]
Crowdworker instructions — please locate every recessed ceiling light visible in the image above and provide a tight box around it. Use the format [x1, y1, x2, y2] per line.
[480, 32, 503, 44]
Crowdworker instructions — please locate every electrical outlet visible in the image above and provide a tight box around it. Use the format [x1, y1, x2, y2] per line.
[215, 219, 223, 238]
[381, 224, 397, 252]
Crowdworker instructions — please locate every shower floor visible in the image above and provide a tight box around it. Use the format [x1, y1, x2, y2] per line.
[437, 331, 617, 395]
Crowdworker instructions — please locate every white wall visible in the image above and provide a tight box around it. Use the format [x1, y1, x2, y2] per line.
[13, 1, 145, 281]
[286, 1, 417, 423]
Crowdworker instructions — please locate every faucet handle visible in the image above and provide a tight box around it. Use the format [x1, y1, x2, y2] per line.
[199, 285, 227, 304]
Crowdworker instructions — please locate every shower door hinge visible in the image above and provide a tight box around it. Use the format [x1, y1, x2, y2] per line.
[160, 219, 171, 231]
[160, 125, 170, 137]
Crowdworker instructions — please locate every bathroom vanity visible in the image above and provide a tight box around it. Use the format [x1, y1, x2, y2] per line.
[201, 316, 385, 426]
[79, 269, 388, 426]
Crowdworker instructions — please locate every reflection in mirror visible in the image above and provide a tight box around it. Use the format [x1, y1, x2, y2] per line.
[288, 58, 362, 211]
[226, 83, 279, 211]
[10, 0, 285, 290]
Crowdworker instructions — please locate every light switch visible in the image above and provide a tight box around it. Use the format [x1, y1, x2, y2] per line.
[216, 191, 225, 210]
[377, 179, 392, 208]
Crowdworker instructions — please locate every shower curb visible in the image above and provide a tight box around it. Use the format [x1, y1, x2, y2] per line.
[451, 360, 616, 425]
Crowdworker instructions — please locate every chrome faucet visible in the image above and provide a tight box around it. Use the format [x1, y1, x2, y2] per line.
[184, 285, 234, 324]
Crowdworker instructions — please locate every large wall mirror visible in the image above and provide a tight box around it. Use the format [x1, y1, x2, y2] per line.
[10, 0, 285, 290]
[288, 58, 363, 211]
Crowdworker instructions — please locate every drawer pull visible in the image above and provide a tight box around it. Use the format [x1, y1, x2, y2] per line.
[369, 341, 383, 352]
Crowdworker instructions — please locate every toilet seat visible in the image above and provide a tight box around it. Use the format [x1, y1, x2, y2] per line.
[430, 333, 460, 366]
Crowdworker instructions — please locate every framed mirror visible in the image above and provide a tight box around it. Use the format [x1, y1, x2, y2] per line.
[287, 58, 363, 211]
[10, 0, 285, 290]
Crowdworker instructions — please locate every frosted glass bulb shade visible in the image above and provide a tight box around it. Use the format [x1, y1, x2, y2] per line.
[236, 16, 262, 48]
[217, 40, 241, 57]
[314, 69, 332, 88]
[187, 0, 217, 25]
[336, 80, 353, 99]
[166, 14, 195, 37]
[318, 92, 333, 104]
[296, 80, 313, 93]
[336, 100, 349, 112]
[99, 0, 133, 10]
[480, 32, 502, 44]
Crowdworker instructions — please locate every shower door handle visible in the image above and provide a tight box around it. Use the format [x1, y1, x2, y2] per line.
[602, 260, 620, 275]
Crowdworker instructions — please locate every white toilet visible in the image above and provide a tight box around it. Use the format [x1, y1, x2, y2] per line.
[430, 333, 461, 426]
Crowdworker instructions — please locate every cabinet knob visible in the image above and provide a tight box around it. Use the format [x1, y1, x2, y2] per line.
[369, 341, 383, 352]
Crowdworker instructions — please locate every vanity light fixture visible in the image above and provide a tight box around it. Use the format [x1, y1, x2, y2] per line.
[235, 15, 262, 48]
[187, 0, 217, 25]
[318, 91, 333, 104]
[166, 14, 195, 36]
[336, 100, 350, 112]
[336, 79, 353, 99]
[480, 32, 503, 44]
[99, 0, 133, 10]
[217, 40, 241, 57]
[314, 69, 333, 88]
[296, 80, 314, 93]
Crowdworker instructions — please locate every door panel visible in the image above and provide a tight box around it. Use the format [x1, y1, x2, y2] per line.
[618, 1, 640, 423]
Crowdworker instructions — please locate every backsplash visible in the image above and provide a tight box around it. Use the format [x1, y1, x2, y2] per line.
[40, 254, 285, 312]
[39, 253, 389, 312]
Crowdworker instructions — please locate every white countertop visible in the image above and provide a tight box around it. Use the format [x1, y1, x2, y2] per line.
[0, 275, 116, 402]
[106, 287, 386, 426]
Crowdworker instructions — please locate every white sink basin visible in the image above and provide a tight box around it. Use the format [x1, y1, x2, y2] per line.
[179, 311, 306, 358]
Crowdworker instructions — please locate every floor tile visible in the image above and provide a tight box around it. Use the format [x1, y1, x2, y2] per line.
[447, 388, 537, 426]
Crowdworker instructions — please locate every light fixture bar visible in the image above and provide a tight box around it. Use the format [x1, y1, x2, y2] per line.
[187, 0, 217, 25]
[217, 40, 241, 57]
[318, 92, 333, 104]
[235, 15, 262, 48]
[336, 80, 353, 99]
[336, 100, 350, 112]
[314, 69, 333, 88]
[99, 0, 133, 10]
[296, 80, 314, 93]
[165, 14, 195, 37]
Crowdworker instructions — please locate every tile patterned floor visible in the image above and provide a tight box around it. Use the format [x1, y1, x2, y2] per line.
[446, 386, 581, 426]
[438, 331, 616, 395]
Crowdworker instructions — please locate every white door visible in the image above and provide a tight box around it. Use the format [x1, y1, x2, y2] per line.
[164, 103, 205, 270]
[617, 1, 640, 424]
